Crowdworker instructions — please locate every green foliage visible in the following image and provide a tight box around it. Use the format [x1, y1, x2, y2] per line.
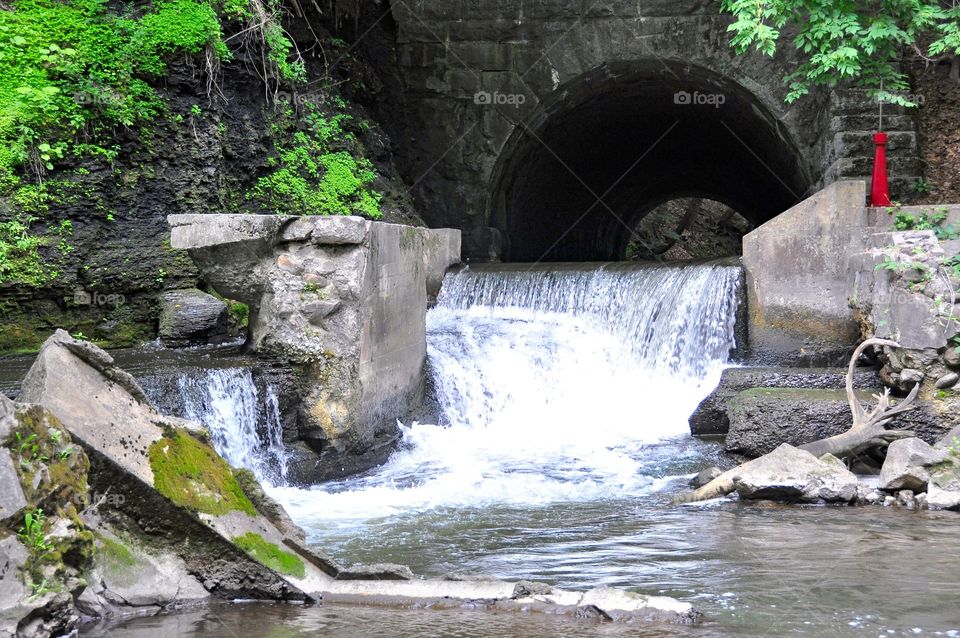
[0, 0, 226, 187]
[226, 300, 249, 330]
[0, 0, 232, 285]
[720, 0, 960, 104]
[0, 217, 47, 286]
[28, 579, 51, 601]
[248, 104, 382, 218]
[890, 207, 958, 239]
[232, 531, 305, 578]
[18, 509, 51, 554]
[875, 254, 927, 273]
[148, 429, 257, 516]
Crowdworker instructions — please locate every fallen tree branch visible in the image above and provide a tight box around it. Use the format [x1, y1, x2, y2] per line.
[676, 338, 920, 504]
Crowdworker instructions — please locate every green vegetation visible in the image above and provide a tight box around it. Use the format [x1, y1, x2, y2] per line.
[0, 0, 312, 287]
[232, 531, 305, 578]
[889, 206, 958, 240]
[721, 0, 960, 104]
[875, 254, 928, 274]
[148, 429, 257, 516]
[248, 104, 382, 218]
[17, 508, 52, 554]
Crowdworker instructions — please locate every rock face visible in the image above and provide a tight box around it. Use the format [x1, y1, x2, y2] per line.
[689, 366, 881, 436]
[158, 289, 228, 347]
[169, 214, 461, 483]
[723, 388, 949, 458]
[878, 438, 948, 492]
[732, 445, 860, 503]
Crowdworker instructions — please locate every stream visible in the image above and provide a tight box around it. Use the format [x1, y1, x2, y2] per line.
[4, 262, 959, 636]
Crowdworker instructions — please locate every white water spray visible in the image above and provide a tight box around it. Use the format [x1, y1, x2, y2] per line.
[141, 368, 289, 486]
[271, 261, 741, 525]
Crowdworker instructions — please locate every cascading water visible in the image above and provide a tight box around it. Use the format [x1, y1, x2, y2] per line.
[141, 367, 289, 486]
[271, 261, 741, 522]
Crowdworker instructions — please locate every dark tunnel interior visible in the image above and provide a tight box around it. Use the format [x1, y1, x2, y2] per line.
[489, 60, 814, 262]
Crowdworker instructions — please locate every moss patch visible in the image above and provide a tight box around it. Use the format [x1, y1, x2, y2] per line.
[147, 430, 256, 516]
[232, 532, 305, 579]
[93, 533, 141, 587]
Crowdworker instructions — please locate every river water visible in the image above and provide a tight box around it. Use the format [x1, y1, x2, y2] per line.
[6, 261, 957, 636]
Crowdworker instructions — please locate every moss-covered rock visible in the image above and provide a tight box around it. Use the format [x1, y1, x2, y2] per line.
[147, 429, 256, 517]
[232, 532, 305, 579]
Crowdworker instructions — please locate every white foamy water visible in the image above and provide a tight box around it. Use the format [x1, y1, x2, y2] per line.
[141, 368, 289, 486]
[269, 262, 742, 525]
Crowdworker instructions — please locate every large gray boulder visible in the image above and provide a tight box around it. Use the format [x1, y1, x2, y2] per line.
[724, 387, 950, 458]
[158, 288, 228, 347]
[0, 536, 30, 637]
[689, 366, 881, 436]
[732, 444, 860, 503]
[878, 438, 948, 492]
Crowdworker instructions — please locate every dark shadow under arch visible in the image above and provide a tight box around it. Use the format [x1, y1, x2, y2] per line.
[488, 60, 814, 262]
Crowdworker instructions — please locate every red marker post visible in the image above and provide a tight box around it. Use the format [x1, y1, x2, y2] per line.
[870, 131, 891, 207]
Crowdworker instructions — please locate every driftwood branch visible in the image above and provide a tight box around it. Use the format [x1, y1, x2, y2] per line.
[799, 338, 919, 459]
[677, 338, 920, 504]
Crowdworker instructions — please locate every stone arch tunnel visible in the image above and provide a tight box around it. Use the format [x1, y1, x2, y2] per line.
[488, 61, 813, 262]
[385, 0, 922, 261]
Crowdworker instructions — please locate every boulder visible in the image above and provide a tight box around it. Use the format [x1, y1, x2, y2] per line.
[689, 366, 881, 436]
[878, 438, 948, 492]
[0, 449, 27, 527]
[927, 460, 960, 510]
[724, 387, 951, 458]
[732, 444, 860, 503]
[0, 536, 30, 637]
[0, 394, 14, 440]
[158, 288, 228, 347]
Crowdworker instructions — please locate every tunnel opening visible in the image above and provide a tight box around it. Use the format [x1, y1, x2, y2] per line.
[489, 60, 814, 262]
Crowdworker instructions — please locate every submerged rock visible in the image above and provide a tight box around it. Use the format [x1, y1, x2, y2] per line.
[732, 444, 860, 503]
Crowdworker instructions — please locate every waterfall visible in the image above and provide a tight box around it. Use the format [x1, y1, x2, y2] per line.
[270, 261, 742, 523]
[141, 368, 289, 486]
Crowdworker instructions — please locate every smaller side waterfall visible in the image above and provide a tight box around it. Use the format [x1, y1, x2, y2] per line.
[141, 368, 289, 486]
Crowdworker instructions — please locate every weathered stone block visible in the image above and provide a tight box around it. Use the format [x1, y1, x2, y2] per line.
[689, 366, 881, 436]
[0, 449, 27, 526]
[724, 387, 950, 458]
[742, 180, 868, 365]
